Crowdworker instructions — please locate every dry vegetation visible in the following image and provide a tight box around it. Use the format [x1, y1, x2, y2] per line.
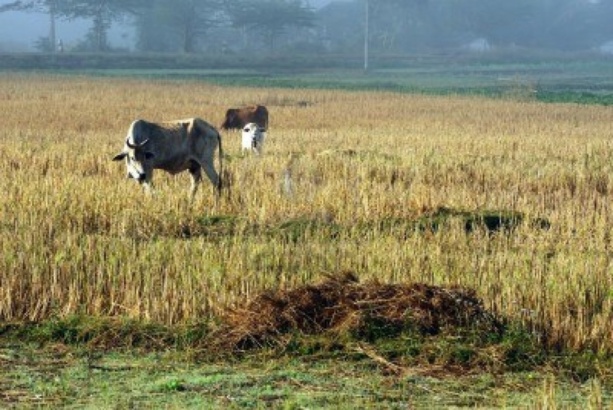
[214, 272, 503, 355]
[1, 72, 613, 356]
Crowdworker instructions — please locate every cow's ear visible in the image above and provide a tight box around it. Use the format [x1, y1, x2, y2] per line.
[145, 152, 155, 160]
[112, 152, 127, 161]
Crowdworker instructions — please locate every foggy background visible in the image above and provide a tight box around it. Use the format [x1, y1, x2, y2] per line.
[0, 0, 612, 56]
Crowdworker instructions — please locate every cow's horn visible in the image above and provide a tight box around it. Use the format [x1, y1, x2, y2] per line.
[126, 138, 149, 149]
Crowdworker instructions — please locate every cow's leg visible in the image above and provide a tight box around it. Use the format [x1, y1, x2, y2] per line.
[201, 160, 220, 192]
[188, 161, 202, 199]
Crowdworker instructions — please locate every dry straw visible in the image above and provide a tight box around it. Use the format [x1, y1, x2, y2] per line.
[1, 73, 613, 353]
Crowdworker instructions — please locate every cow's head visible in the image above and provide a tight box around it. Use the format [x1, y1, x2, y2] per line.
[242, 123, 266, 155]
[242, 122, 266, 139]
[242, 122, 258, 133]
[221, 108, 242, 130]
[112, 138, 154, 183]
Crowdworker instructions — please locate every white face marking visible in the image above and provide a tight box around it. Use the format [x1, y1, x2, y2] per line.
[123, 145, 153, 182]
[241, 123, 265, 154]
[126, 151, 145, 180]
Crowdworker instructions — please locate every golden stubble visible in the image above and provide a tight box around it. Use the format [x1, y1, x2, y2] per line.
[1, 73, 613, 351]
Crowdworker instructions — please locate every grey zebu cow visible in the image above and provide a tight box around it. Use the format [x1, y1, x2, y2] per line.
[112, 118, 223, 197]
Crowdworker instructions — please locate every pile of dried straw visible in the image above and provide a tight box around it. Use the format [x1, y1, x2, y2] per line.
[214, 271, 503, 351]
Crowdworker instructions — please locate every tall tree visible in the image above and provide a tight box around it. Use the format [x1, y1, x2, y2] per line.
[227, 0, 315, 52]
[158, 0, 223, 53]
[61, 0, 147, 51]
[445, 0, 534, 46]
[362, 0, 429, 69]
[0, 1, 22, 12]
[540, 0, 613, 50]
[0, 1, 66, 52]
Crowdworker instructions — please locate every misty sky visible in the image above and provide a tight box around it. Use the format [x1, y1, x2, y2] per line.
[0, 10, 133, 51]
[0, 0, 339, 52]
[5, 0, 605, 54]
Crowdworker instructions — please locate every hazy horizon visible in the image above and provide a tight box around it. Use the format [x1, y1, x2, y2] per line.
[0, 10, 132, 52]
[0, 0, 340, 52]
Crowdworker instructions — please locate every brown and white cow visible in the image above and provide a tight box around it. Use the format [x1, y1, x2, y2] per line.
[112, 118, 223, 197]
[220, 105, 268, 131]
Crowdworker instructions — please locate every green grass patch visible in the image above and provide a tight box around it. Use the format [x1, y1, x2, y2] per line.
[167, 208, 551, 243]
[3, 316, 612, 407]
[1, 316, 211, 350]
[3, 53, 612, 105]
[413, 206, 551, 234]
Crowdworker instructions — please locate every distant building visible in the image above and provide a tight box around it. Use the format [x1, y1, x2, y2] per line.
[465, 38, 491, 53]
[598, 40, 613, 55]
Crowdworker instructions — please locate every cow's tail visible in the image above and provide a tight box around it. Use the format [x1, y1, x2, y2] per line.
[217, 129, 223, 194]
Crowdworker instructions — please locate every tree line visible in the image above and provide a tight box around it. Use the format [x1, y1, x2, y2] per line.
[2, 0, 613, 54]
